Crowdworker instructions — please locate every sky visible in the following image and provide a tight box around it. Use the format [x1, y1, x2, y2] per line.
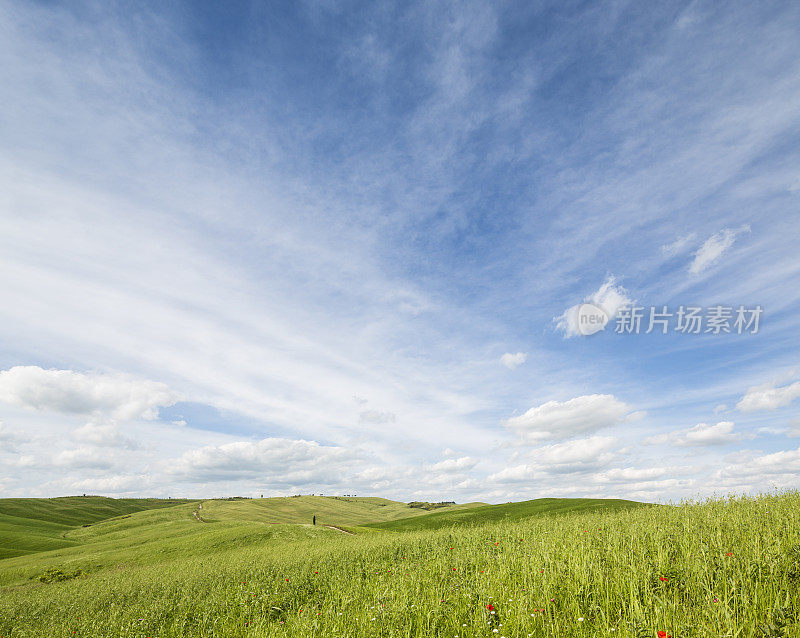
[1, 0, 799, 503]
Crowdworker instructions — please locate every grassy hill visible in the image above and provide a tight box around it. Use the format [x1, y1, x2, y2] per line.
[0, 496, 192, 559]
[365, 497, 650, 531]
[200, 495, 485, 526]
[0, 495, 483, 560]
[0, 491, 797, 637]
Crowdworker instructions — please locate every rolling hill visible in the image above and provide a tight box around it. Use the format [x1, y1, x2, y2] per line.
[0, 492, 794, 637]
[0, 496, 193, 559]
[364, 497, 650, 531]
[199, 495, 486, 526]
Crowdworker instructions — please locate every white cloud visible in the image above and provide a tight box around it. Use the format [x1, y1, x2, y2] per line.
[554, 276, 634, 338]
[5, 455, 37, 468]
[489, 436, 618, 482]
[0, 422, 27, 451]
[72, 422, 140, 449]
[53, 447, 115, 469]
[532, 435, 618, 467]
[736, 380, 800, 412]
[67, 474, 151, 494]
[644, 421, 744, 447]
[428, 456, 478, 473]
[0, 366, 179, 421]
[169, 437, 358, 482]
[505, 394, 632, 442]
[689, 225, 750, 274]
[714, 446, 800, 485]
[661, 233, 697, 257]
[500, 352, 527, 370]
[359, 410, 396, 424]
[596, 467, 668, 482]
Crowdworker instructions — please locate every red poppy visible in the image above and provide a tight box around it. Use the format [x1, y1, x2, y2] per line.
[726, 552, 733, 557]
[657, 632, 671, 638]
[452, 567, 456, 571]
[487, 604, 494, 611]
[659, 576, 668, 581]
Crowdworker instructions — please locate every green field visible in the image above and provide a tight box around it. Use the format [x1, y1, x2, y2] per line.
[200, 495, 486, 526]
[365, 497, 648, 531]
[1, 492, 798, 637]
[0, 497, 192, 559]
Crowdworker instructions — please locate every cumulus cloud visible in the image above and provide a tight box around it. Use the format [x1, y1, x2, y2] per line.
[554, 275, 634, 337]
[0, 366, 179, 421]
[689, 225, 750, 274]
[500, 352, 527, 370]
[505, 394, 632, 442]
[489, 436, 618, 482]
[644, 421, 745, 447]
[169, 437, 358, 482]
[713, 446, 800, 486]
[736, 380, 800, 412]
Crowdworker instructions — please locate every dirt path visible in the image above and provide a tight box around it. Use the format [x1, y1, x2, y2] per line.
[193, 502, 207, 523]
[324, 525, 354, 535]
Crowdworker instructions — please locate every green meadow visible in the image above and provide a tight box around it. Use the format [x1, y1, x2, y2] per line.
[0, 492, 798, 637]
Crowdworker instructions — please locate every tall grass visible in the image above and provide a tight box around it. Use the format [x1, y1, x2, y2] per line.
[1, 492, 798, 637]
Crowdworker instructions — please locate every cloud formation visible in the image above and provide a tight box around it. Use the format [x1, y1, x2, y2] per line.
[689, 225, 750, 274]
[169, 437, 358, 483]
[0, 366, 179, 422]
[505, 394, 632, 443]
[554, 276, 634, 338]
[737, 380, 800, 412]
[500, 352, 527, 370]
[644, 421, 744, 447]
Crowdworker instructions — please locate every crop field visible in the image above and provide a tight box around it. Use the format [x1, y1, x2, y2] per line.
[0, 492, 798, 637]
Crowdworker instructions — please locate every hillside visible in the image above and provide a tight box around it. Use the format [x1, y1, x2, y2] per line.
[365, 497, 649, 531]
[0, 492, 796, 637]
[0, 496, 193, 559]
[200, 495, 486, 526]
[0, 495, 482, 560]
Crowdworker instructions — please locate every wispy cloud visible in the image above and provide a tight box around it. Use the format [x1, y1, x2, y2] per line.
[1, 1, 800, 501]
[689, 225, 751, 274]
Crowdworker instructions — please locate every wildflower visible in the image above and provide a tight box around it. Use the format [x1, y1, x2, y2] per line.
[726, 552, 733, 557]
[578, 617, 584, 622]
[659, 576, 668, 582]
[657, 632, 671, 638]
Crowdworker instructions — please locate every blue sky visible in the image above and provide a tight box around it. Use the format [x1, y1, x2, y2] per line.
[1, 0, 799, 502]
